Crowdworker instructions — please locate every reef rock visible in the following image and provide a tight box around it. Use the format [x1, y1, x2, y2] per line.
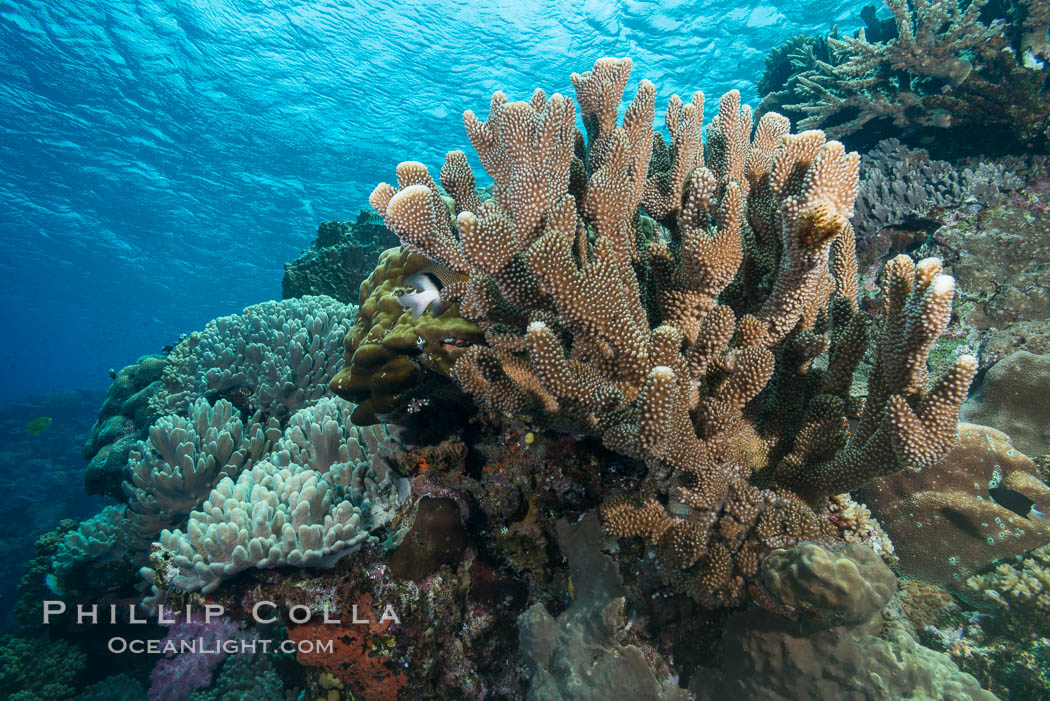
[282, 216, 399, 304]
[518, 513, 687, 701]
[864, 423, 1050, 588]
[694, 542, 996, 701]
[83, 354, 168, 499]
[961, 351, 1050, 458]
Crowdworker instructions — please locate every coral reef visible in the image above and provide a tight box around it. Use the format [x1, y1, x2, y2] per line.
[13, 520, 77, 634]
[74, 674, 146, 701]
[287, 592, 407, 701]
[363, 56, 975, 606]
[864, 422, 1050, 587]
[186, 653, 286, 701]
[282, 215, 399, 303]
[329, 245, 483, 426]
[695, 543, 996, 700]
[153, 296, 353, 421]
[760, 542, 896, 624]
[851, 139, 1023, 249]
[150, 397, 404, 594]
[921, 543, 1050, 699]
[19, 44, 1050, 701]
[967, 542, 1050, 623]
[757, 0, 1050, 155]
[0, 634, 86, 701]
[931, 197, 1050, 334]
[518, 514, 688, 700]
[962, 351, 1050, 457]
[83, 354, 168, 499]
[148, 610, 256, 701]
[54, 398, 282, 588]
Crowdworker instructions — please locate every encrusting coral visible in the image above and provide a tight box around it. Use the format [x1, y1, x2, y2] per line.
[864, 422, 1050, 587]
[696, 542, 996, 700]
[362, 56, 976, 606]
[962, 351, 1050, 458]
[760, 542, 897, 624]
[329, 246, 484, 425]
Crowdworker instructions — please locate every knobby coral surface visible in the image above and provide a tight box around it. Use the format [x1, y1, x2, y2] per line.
[154, 296, 353, 421]
[149, 397, 404, 595]
[362, 56, 976, 606]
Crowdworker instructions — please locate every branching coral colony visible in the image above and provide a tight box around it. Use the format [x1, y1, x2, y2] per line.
[352, 57, 977, 607]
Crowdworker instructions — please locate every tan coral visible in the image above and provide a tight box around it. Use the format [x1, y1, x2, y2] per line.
[865, 423, 1050, 588]
[355, 57, 973, 607]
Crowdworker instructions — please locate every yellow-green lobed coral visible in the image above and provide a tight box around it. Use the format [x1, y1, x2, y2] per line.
[330, 246, 483, 425]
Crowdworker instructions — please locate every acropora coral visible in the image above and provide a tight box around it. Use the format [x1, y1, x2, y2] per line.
[757, 0, 1050, 155]
[362, 56, 975, 606]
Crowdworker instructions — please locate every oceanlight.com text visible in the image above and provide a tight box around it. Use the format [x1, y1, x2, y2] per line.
[106, 637, 334, 655]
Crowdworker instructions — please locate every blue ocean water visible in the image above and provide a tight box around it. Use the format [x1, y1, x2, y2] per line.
[0, 0, 865, 403]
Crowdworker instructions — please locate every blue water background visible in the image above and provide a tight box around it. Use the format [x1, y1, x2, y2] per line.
[0, 0, 867, 403]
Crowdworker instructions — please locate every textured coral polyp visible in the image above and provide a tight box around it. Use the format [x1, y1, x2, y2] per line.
[358, 55, 975, 607]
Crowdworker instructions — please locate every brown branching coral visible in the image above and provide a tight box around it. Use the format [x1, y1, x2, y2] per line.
[757, 0, 1050, 154]
[361, 57, 974, 606]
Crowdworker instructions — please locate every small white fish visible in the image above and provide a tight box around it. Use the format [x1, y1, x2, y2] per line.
[45, 573, 64, 596]
[989, 487, 1049, 522]
[396, 263, 465, 319]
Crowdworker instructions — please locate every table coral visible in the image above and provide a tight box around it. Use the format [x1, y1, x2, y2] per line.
[358, 56, 975, 606]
